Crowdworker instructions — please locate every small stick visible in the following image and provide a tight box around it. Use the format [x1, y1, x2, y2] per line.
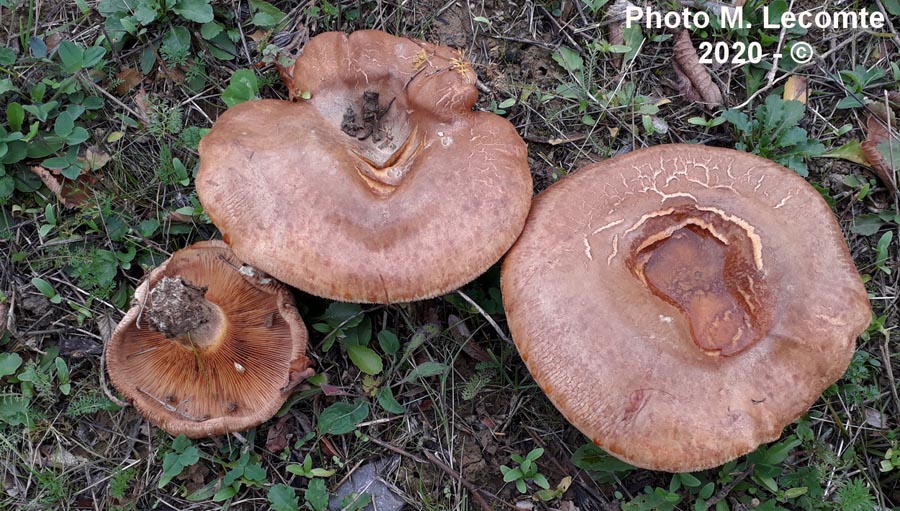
[706, 464, 755, 507]
[881, 339, 900, 414]
[456, 290, 512, 345]
[422, 449, 492, 511]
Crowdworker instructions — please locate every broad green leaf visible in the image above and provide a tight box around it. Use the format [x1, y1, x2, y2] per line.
[0, 353, 22, 378]
[0, 47, 14, 66]
[212, 484, 237, 501]
[162, 26, 191, 57]
[57, 41, 84, 73]
[200, 21, 223, 40]
[305, 478, 329, 511]
[377, 330, 399, 355]
[268, 484, 299, 511]
[6, 102, 23, 132]
[171, 0, 214, 23]
[222, 69, 259, 107]
[347, 345, 382, 375]
[551, 46, 583, 73]
[0, 175, 12, 202]
[249, 0, 286, 27]
[54, 111, 75, 137]
[158, 444, 200, 488]
[82, 46, 107, 69]
[401, 361, 448, 383]
[317, 400, 368, 435]
[376, 386, 405, 414]
[31, 277, 60, 303]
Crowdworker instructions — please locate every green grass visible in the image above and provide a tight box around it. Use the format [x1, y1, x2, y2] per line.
[0, 0, 898, 509]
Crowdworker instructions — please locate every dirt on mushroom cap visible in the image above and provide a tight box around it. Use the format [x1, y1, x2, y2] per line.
[197, 30, 533, 304]
[501, 144, 871, 472]
[106, 241, 311, 438]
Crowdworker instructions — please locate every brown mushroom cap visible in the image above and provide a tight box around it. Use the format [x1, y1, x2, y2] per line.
[107, 241, 312, 438]
[197, 30, 532, 303]
[501, 144, 871, 472]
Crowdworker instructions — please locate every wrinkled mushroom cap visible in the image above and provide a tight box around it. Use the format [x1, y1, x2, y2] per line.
[107, 241, 311, 438]
[197, 30, 532, 303]
[501, 144, 870, 472]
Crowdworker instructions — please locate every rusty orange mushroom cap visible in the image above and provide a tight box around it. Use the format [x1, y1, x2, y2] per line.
[501, 144, 871, 472]
[106, 241, 312, 438]
[197, 30, 532, 303]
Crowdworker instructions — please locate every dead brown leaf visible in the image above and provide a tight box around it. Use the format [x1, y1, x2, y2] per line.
[672, 30, 723, 106]
[606, 0, 631, 68]
[783, 75, 807, 105]
[78, 147, 111, 171]
[29, 166, 99, 209]
[265, 414, 292, 452]
[862, 115, 899, 194]
[115, 67, 142, 95]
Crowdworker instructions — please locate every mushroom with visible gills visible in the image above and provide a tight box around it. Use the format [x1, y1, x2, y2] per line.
[106, 241, 313, 438]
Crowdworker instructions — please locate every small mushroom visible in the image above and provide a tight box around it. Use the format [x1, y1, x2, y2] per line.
[501, 144, 870, 472]
[106, 241, 313, 438]
[197, 30, 533, 303]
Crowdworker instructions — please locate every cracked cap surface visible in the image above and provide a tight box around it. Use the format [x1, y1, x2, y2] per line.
[501, 144, 870, 472]
[107, 241, 312, 438]
[197, 30, 532, 303]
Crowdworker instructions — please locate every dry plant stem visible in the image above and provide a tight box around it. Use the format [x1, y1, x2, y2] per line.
[881, 339, 900, 414]
[422, 449, 492, 511]
[706, 464, 755, 506]
[455, 290, 512, 345]
[765, 0, 792, 88]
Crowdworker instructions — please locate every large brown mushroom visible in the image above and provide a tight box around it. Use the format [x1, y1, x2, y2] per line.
[501, 144, 870, 472]
[107, 241, 313, 438]
[197, 30, 533, 303]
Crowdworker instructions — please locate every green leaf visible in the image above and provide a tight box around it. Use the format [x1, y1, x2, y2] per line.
[502, 467, 523, 482]
[0, 79, 14, 97]
[376, 386, 405, 414]
[200, 21, 223, 40]
[570, 442, 635, 474]
[401, 323, 441, 360]
[884, 0, 900, 15]
[158, 443, 200, 488]
[402, 361, 448, 383]
[57, 41, 84, 73]
[377, 330, 400, 355]
[243, 462, 266, 481]
[82, 46, 107, 69]
[0, 47, 14, 66]
[132, 2, 160, 25]
[347, 345, 382, 375]
[0, 175, 12, 202]
[317, 400, 369, 435]
[835, 95, 866, 109]
[162, 26, 192, 57]
[31, 277, 61, 303]
[551, 46, 583, 73]
[171, 0, 214, 23]
[54, 111, 75, 137]
[7, 102, 24, 132]
[0, 353, 23, 378]
[305, 478, 329, 511]
[222, 69, 259, 108]
[268, 484, 299, 511]
[532, 473, 550, 489]
[249, 0, 286, 28]
[212, 484, 237, 501]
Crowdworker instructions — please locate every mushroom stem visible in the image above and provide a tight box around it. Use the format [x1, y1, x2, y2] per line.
[143, 277, 224, 349]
